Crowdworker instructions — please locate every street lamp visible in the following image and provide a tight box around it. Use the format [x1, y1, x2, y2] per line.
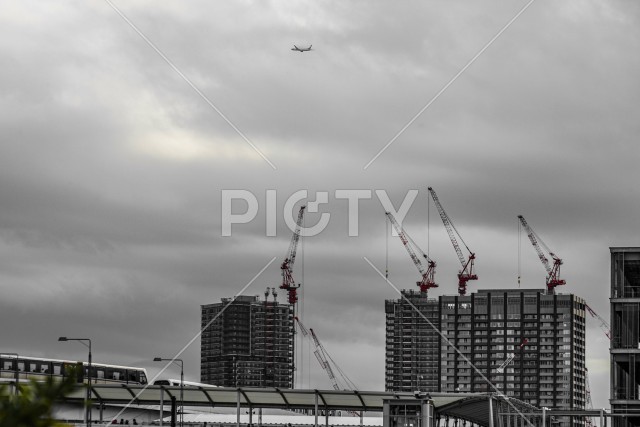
[154, 357, 183, 427]
[1, 353, 19, 395]
[59, 337, 92, 427]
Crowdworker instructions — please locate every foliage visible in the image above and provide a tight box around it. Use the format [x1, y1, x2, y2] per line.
[0, 366, 79, 427]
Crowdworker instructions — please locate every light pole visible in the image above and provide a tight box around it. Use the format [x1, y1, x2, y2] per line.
[154, 357, 183, 427]
[1, 353, 19, 395]
[58, 337, 92, 427]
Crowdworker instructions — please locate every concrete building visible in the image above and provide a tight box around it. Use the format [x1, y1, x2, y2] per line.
[200, 291, 294, 388]
[610, 247, 640, 426]
[385, 289, 587, 420]
[385, 290, 441, 392]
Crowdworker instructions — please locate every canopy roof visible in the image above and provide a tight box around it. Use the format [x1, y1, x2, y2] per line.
[59, 385, 539, 426]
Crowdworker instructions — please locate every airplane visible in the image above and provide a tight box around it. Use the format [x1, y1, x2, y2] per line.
[291, 45, 312, 52]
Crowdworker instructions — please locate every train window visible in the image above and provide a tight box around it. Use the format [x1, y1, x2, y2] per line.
[3, 360, 13, 370]
[97, 369, 105, 379]
[17, 361, 25, 371]
[140, 372, 147, 384]
[112, 370, 122, 381]
[29, 362, 37, 373]
[53, 363, 62, 375]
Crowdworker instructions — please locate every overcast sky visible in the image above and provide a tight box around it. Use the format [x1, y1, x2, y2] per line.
[2, 0, 639, 410]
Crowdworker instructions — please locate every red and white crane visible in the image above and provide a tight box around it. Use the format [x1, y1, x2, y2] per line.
[585, 303, 612, 340]
[428, 187, 477, 296]
[280, 206, 306, 305]
[385, 212, 438, 294]
[518, 215, 565, 294]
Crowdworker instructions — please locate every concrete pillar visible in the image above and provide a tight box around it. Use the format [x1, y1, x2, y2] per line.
[315, 392, 319, 427]
[160, 389, 164, 427]
[237, 390, 241, 427]
[489, 397, 494, 427]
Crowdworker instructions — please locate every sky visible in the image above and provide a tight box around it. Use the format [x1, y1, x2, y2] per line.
[1, 0, 639, 411]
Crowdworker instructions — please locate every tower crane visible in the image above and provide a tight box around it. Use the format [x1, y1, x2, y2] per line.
[385, 212, 438, 294]
[585, 303, 612, 340]
[427, 187, 477, 296]
[281, 206, 306, 305]
[517, 215, 565, 294]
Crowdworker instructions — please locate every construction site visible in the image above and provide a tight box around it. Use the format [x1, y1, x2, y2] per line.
[200, 188, 617, 427]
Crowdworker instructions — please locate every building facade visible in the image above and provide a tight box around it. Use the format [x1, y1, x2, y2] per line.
[200, 292, 294, 388]
[385, 290, 441, 392]
[610, 247, 640, 426]
[385, 289, 587, 415]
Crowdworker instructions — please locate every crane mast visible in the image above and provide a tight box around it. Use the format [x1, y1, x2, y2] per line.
[518, 215, 565, 294]
[281, 206, 306, 305]
[385, 212, 437, 294]
[427, 187, 477, 296]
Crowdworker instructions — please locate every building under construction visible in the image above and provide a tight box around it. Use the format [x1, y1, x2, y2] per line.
[385, 290, 441, 392]
[610, 247, 640, 426]
[200, 291, 294, 388]
[385, 289, 587, 420]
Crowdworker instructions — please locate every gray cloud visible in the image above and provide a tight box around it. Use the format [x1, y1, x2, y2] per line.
[1, 0, 638, 408]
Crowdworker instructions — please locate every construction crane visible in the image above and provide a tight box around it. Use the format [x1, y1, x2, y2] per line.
[280, 206, 306, 305]
[496, 338, 528, 373]
[585, 303, 612, 340]
[427, 187, 477, 296]
[517, 215, 565, 294]
[585, 367, 595, 427]
[385, 212, 438, 294]
[294, 317, 358, 391]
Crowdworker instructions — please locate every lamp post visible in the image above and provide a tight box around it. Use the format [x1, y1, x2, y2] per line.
[154, 357, 183, 427]
[1, 353, 19, 395]
[58, 337, 92, 427]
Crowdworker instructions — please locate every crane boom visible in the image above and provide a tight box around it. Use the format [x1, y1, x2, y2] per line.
[310, 328, 339, 390]
[496, 338, 528, 373]
[585, 303, 612, 340]
[518, 215, 565, 294]
[386, 212, 438, 293]
[427, 187, 477, 296]
[295, 318, 359, 392]
[281, 206, 306, 304]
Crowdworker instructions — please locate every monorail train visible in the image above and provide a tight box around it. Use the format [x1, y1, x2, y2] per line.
[0, 355, 148, 385]
[153, 379, 217, 388]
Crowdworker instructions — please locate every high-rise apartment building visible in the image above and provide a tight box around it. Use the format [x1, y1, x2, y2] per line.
[610, 247, 640, 426]
[385, 289, 586, 415]
[200, 292, 294, 388]
[385, 290, 441, 392]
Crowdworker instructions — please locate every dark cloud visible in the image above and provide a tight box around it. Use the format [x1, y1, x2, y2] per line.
[1, 0, 638, 408]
